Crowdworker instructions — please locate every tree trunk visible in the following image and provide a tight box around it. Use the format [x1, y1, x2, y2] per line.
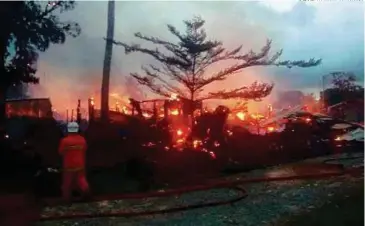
[101, 0, 115, 122]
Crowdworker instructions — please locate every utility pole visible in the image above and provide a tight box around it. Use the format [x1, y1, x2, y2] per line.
[101, 0, 115, 122]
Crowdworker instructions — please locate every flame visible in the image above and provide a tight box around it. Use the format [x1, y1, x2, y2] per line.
[143, 112, 152, 118]
[267, 126, 275, 132]
[305, 117, 311, 123]
[170, 109, 179, 116]
[177, 129, 183, 136]
[251, 113, 264, 119]
[170, 93, 178, 100]
[236, 112, 246, 120]
[334, 136, 341, 141]
[193, 139, 203, 149]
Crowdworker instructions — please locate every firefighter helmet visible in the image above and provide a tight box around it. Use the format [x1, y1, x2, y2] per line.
[67, 122, 79, 133]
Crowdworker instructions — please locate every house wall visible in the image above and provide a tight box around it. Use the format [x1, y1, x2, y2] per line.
[6, 99, 53, 118]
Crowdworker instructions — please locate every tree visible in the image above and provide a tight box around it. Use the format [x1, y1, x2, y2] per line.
[101, 0, 115, 121]
[0, 1, 80, 131]
[323, 72, 364, 106]
[330, 71, 362, 92]
[109, 16, 321, 115]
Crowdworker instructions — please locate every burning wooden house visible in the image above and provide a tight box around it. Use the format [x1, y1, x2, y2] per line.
[89, 95, 203, 123]
[6, 98, 53, 118]
[327, 99, 364, 122]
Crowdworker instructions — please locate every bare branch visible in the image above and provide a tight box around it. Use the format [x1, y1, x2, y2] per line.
[130, 73, 171, 98]
[199, 81, 274, 101]
[141, 65, 187, 98]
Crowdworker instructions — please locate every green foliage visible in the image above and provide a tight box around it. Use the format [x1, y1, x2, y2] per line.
[0, 1, 81, 87]
[109, 16, 321, 103]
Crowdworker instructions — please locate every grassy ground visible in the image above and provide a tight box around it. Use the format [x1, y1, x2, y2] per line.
[279, 182, 364, 226]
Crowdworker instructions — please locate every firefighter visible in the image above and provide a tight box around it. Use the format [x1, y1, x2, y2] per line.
[58, 122, 90, 201]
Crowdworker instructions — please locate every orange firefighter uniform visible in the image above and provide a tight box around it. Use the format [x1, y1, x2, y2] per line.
[58, 122, 90, 200]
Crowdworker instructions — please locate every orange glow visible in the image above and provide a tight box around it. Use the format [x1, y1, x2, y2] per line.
[121, 106, 130, 114]
[143, 112, 152, 118]
[177, 129, 183, 136]
[305, 118, 311, 123]
[170, 93, 178, 100]
[170, 109, 179, 115]
[334, 136, 341, 141]
[236, 112, 246, 120]
[90, 97, 95, 106]
[193, 139, 203, 149]
[251, 113, 264, 120]
[267, 126, 275, 132]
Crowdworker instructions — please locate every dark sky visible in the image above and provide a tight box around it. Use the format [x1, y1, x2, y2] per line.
[30, 0, 364, 111]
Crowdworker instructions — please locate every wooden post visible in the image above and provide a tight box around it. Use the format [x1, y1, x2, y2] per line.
[77, 99, 81, 124]
[88, 98, 94, 121]
[71, 109, 74, 122]
[115, 101, 120, 112]
[164, 100, 169, 119]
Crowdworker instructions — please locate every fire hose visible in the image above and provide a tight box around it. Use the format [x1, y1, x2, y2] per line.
[39, 159, 363, 222]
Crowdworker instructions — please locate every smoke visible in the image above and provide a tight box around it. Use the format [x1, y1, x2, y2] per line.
[30, 1, 363, 113]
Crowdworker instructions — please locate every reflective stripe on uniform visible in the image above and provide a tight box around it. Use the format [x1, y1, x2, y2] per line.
[63, 167, 84, 172]
[62, 145, 83, 151]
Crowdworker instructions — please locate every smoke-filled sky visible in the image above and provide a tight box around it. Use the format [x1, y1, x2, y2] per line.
[31, 0, 364, 112]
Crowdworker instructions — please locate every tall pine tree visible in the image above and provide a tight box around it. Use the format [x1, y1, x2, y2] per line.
[110, 16, 321, 115]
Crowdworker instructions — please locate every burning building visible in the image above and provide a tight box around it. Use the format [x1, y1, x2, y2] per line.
[6, 98, 53, 119]
[327, 99, 364, 122]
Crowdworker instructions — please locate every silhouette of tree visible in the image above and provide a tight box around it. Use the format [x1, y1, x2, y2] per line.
[323, 72, 364, 106]
[0, 1, 80, 130]
[109, 16, 321, 115]
[330, 71, 362, 92]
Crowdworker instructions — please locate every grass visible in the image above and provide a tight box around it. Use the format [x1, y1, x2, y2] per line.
[279, 181, 364, 226]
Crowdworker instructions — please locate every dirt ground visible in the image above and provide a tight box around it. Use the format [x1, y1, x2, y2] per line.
[37, 153, 364, 226]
